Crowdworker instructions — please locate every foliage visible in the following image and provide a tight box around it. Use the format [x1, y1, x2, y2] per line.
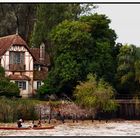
[116, 44, 138, 95]
[30, 4, 96, 48]
[74, 74, 117, 113]
[0, 4, 37, 42]
[80, 13, 117, 46]
[87, 41, 116, 83]
[0, 66, 20, 97]
[80, 14, 117, 83]
[0, 97, 39, 122]
[115, 44, 140, 96]
[134, 47, 140, 85]
[134, 60, 140, 83]
[37, 20, 93, 97]
[38, 13, 117, 97]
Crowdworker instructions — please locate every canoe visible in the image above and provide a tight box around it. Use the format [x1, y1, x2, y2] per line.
[33, 126, 54, 130]
[0, 127, 30, 130]
[0, 126, 54, 130]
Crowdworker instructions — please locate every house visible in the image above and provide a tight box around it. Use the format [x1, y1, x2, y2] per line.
[0, 33, 50, 97]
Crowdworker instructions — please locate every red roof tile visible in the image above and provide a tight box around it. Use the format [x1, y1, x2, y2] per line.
[0, 34, 35, 59]
[30, 48, 40, 62]
[0, 34, 50, 65]
[30, 48, 50, 65]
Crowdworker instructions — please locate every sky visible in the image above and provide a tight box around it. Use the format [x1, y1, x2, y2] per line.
[95, 4, 140, 46]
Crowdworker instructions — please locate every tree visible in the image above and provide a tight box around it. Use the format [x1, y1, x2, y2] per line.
[0, 66, 20, 97]
[38, 13, 117, 98]
[30, 4, 96, 48]
[87, 41, 116, 83]
[116, 44, 137, 95]
[134, 47, 140, 84]
[80, 13, 117, 46]
[0, 4, 37, 42]
[37, 20, 93, 97]
[80, 14, 117, 83]
[74, 74, 117, 115]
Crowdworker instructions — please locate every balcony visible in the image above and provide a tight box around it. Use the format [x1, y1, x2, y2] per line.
[9, 64, 26, 71]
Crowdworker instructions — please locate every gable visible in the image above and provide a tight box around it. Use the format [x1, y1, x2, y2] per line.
[0, 34, 35, 60]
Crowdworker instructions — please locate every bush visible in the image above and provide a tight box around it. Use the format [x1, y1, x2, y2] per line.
[0, 66, 20, 97]
[0, 97, 39, 122]
[74, 74, 118, 114]
[0, 80, 20, 97]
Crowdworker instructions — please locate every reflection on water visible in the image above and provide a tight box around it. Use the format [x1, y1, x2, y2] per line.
[0, 121, 140, 136]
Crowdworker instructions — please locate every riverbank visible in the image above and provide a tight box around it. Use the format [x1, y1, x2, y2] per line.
[0, 120, 140, 136]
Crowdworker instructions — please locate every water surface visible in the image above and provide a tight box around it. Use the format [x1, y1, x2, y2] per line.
[0, 120, 140, 136]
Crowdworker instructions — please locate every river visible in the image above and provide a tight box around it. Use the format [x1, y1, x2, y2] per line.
[0, 120, 140, 136]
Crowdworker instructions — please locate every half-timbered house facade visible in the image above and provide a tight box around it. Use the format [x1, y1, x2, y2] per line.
[0, 33, 49, 97]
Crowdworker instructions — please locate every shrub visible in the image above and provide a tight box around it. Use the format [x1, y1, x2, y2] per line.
[0, 66, 20, 97]
[0, 97, 39, 122]
[74, 74, 118, 115]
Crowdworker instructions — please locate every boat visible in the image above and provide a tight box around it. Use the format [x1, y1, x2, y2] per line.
[0, 125, 54, 130]
[0, 127, 30, 130]
[33, 125, 54, 130]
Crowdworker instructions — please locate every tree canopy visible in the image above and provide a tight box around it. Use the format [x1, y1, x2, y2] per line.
[115, 44, 140, 95]
[30, 4, 95, 48]
[37, 13, 117, 98]
[0, 4, 36, 42]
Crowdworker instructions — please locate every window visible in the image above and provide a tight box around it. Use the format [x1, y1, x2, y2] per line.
[10, 52, 25, 64]
[34, 65, 41, 71]
[37, 81, 41, 89]
[15, 81, 26, 90]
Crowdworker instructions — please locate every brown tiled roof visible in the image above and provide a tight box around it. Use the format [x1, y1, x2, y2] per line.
[30, 48, 40, 63]
[30, 48, 50, 65]
[33, 68, 48, 80]
[8, 74, 31, 81]
[0, 34, 35, 59]
[0, 34, 50, 66]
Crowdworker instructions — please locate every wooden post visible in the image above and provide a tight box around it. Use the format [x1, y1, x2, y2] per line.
[39, 106, 41, 121]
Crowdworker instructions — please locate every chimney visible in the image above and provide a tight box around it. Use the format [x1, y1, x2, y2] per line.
[40, 43, 45, 62]
[16, 27, 19, 35]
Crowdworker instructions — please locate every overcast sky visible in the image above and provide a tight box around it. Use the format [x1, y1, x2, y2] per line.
[95, 4, 140, 46]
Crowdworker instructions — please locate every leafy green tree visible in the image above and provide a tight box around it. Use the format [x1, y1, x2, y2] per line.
[37, 20, 93, 97]
[116, 44, 138, 95]
[87, 41, 116, 83]
[74, 74, 117, 115]
[30, 4, 96, 48]
[135, 60, 140, 84]
[134, 47, 140, 84]
[80, 14, 117, 83]
[38, 14, 117, 98]
[80, 14, 116, 46]
[0, 4, 37, 42]
[0, 66, 20, 97]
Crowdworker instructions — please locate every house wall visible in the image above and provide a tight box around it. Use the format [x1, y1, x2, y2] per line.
[33, 81, 44, 90]
[11, 80, 30, 98]
[1, 45, 34, 97]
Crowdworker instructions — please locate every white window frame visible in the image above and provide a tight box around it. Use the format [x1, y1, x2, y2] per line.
[16, 81, 26, 90]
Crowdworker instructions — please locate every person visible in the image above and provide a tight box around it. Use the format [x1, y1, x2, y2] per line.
[60, 113, 65, 124]
[17, 118, 23, 128]
[37, 120, 42, 127]
[72, 114, 78, 123]
[17, 118, 31, 128]
[31, 121, 38, 128]
[57, 111, 61, 120]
